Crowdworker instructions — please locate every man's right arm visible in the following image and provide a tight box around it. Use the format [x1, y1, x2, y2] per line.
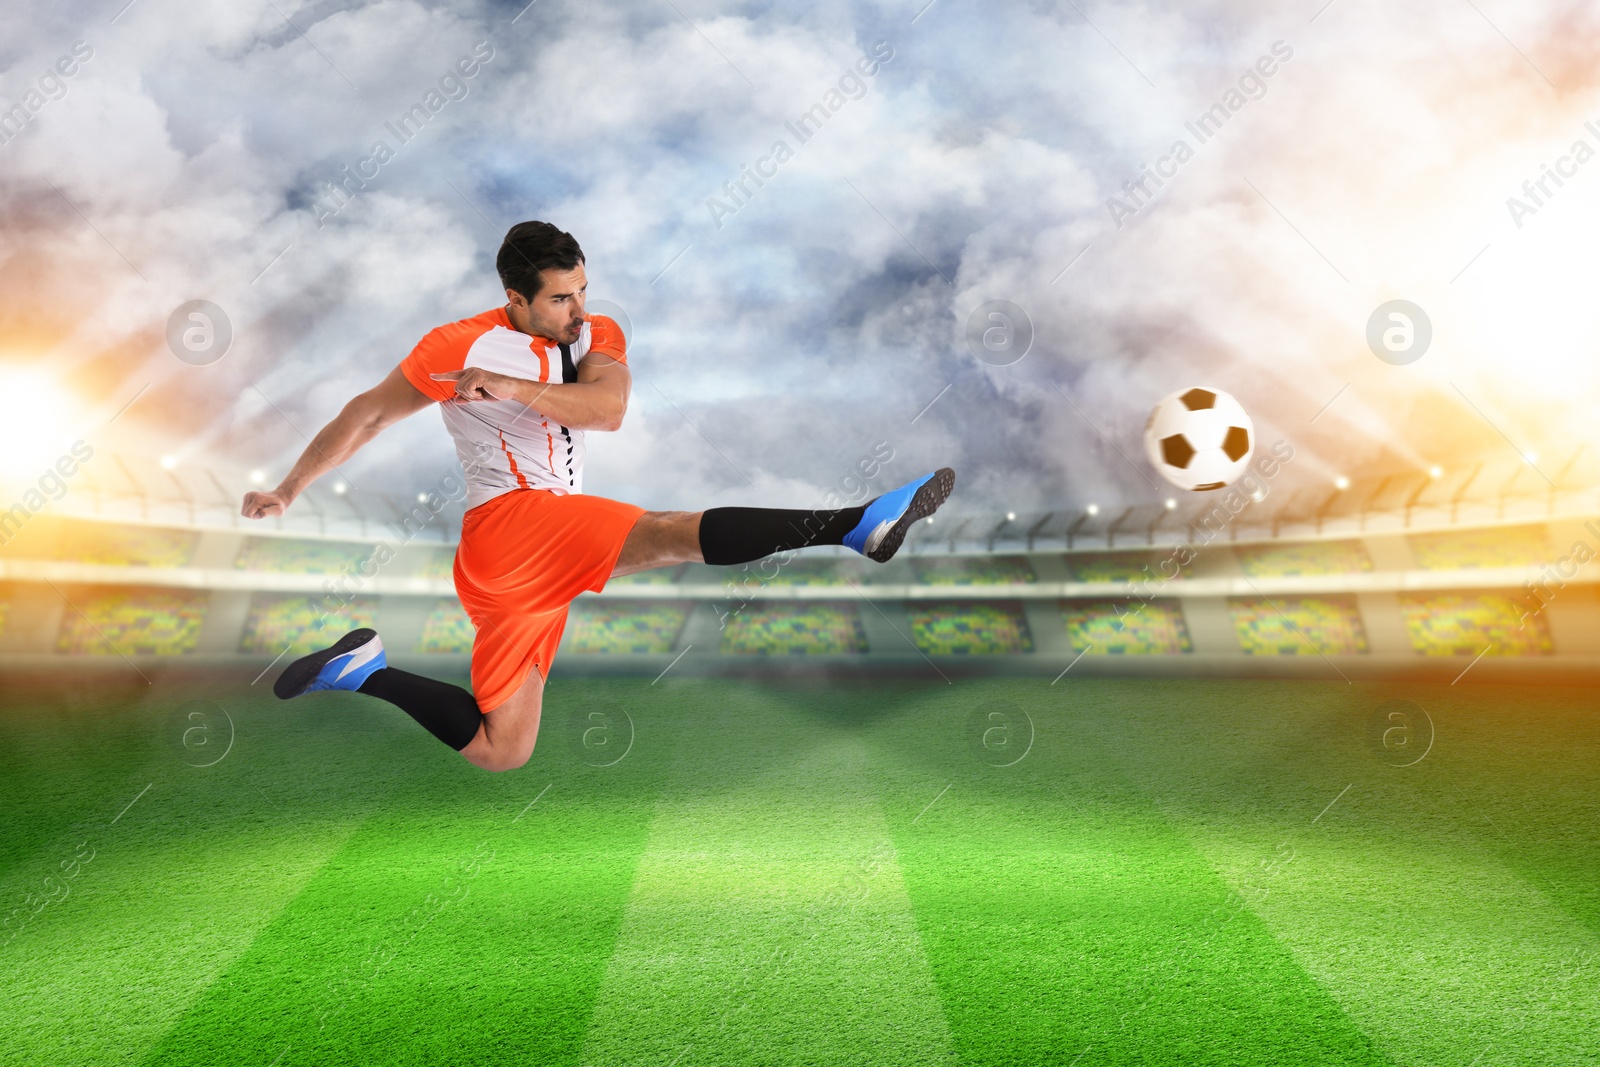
[241, 365, 435, 520]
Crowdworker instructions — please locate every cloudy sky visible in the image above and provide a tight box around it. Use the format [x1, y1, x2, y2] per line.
[2, 0, 1598, 519]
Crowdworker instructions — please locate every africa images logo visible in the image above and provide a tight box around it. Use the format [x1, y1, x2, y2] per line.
[0, 440, 95, 548]
[1105, 40, 1294, 228]
[704, 41, 895, 229]
[1504, 117, 1600, 229]
[308, 41, 496, 228]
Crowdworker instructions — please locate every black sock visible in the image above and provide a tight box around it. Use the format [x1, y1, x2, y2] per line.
[697, 504, 867, 566]
[357, 667, 483, 751]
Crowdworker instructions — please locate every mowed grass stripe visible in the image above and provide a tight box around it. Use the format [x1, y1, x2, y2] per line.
[142, 794, 647, 1066]
[139, 678, 674, 1067]
[850, 680, 1393, 1067]
[4, 824, 374, 1067]
[1402, 690, 1600, 937]
[1, 686, 399, 1067]
[577, 681, 958, 1067]
[1176, 812, 1600, 1066]
[1102, 680, 1600, 1066]
[0, 680, 178, 890]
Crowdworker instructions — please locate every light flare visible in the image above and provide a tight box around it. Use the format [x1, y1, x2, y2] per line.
[0, 369, 81, 481]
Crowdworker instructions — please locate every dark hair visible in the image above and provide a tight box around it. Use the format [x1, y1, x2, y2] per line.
[496, 221, 585, 300]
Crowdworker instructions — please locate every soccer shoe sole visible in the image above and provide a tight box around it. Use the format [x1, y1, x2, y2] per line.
[867, 467, 956, 563]
[273, 628, 378, 700]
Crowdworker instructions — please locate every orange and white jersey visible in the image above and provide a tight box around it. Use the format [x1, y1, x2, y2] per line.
[400, 308, 627, 509]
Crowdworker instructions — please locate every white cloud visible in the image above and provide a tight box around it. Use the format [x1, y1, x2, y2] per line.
[2, 0, 1597, 522]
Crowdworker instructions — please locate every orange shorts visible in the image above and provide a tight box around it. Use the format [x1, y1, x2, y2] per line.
[454, 488, 646, 711]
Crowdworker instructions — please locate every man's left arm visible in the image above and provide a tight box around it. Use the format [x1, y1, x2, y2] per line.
[430, 353, 630, 431]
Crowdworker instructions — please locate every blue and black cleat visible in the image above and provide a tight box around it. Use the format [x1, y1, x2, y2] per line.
[273, 628, 387, 699]
[843, 467, 956, 563]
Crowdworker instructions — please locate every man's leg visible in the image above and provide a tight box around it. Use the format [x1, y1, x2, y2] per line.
[272, 629, 485, 751]
[612, 508, 858, 576]
[611, 510, 703, 576]
[458, 667, 542, 772]
[275, 628, 541, 772]
[611, 467, 956, 575]
[610, 506, 864, 575]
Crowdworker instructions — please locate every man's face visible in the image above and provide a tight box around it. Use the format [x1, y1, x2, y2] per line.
[514, 264, 587, 344]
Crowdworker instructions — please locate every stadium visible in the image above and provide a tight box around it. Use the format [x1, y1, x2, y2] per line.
[3, 450, 1599, 679]
[6, 4, 1600, 1066]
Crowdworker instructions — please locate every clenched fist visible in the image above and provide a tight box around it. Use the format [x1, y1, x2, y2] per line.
[242, 488, 293, 519]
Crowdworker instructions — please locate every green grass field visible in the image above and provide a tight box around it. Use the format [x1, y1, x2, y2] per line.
[2, 673, 1598, 1065]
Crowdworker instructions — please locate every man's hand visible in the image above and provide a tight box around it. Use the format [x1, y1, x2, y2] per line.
[430, 368, 524, 403]
[242, 488, 294, 520]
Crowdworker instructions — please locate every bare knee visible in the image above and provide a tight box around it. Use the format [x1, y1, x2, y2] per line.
[459, 669, 545, 772]
[467, 737, 536, 773]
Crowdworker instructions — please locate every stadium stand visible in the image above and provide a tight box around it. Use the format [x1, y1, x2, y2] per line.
[239, 594, 379, 655]
[1408, 525, 1550, 570]
[8, 460, 1600, 674]
[1399, 593, 1552, 655]
[234, 537, 371, 575]
[1062, 599, 1192, 654]
[908, 601, 1034, 655]
[57, 588, 207, 656]
[568, 598, 692, 654]
[417, 598, 474, 654]
[1066, 552, 1179, 584]
[607, 563, 687, 587]
[415, 549, 457, 581]
[912, 555, 1036, 585]
[1229, 595, 1368, 655]
[719, 557, 869, 587]
[720, 601, 867, 655]
[1235, 540, 1372, 578]
[56, 523, 199, 567]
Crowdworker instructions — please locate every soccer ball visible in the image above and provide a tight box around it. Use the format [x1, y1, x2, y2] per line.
[1143, 386, 1254, 491]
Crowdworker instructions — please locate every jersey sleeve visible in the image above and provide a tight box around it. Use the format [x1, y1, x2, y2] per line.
[586, 315, 628, 365]
[400, 326, 468, 403]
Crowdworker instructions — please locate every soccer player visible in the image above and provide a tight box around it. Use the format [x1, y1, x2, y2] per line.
[242, 221, 955, 772]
